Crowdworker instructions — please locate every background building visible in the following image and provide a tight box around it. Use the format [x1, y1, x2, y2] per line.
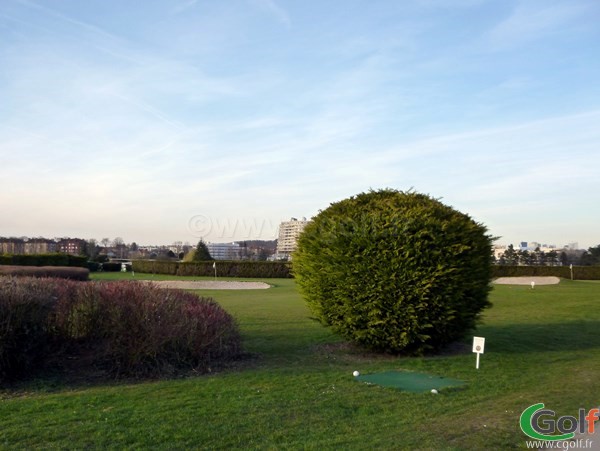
[56, 238, 86, 255]
[0, 237, 85, 256]
[0, 237, 25, 254]
[24, 238, 57, 254]
[206, 242, 241, 260]
[275, 217, 310, 260]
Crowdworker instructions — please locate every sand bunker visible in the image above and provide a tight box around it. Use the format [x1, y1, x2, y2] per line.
[493, 276, 560, 285]
[147, 280, 271, 290]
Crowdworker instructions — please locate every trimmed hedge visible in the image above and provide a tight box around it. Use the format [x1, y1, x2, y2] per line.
[129, 261, 600, 280]
[87, 261, 102, 272]
[0, 253, 88, 267]
[178, 261, 291, 278]
[0, 277, 242, 381]
[132, 260, 292, 278]
[492, 265, 600, 280]
[132, 260, 178, 275]
[0, 265, 89, 281]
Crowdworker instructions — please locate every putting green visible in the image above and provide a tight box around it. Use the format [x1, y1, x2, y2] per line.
[355, 370, 465, 393]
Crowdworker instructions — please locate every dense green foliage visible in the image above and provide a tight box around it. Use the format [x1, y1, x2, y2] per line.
[0, 277, 241, 381]
[0, 253, 88, 267]
[132, 260, 179, 275]
[87, 261, 102, 272]
[0, 265, 89, 280]
[293, 189, 493, 354]
[132, 260, 292, 278]
[177, 261, 291, 278]
[580, 244, 600, 266]
[193, 240, 214, 261]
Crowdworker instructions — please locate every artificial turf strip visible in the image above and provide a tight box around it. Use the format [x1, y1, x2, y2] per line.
[355, 370, 465, 393]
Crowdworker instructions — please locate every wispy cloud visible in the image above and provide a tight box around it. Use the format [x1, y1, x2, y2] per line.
[487, 0, 591, 49]
[248, 0, 291, 28]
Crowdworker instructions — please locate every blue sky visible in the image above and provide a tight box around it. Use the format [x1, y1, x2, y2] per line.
[1, 0, 599, 247]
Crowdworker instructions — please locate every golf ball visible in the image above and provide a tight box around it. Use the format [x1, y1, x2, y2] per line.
[353, 371, 360, 377]
[431, 389, 439, 394]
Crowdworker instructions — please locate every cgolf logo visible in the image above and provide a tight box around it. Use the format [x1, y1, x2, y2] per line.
[520, 403, 599, 441]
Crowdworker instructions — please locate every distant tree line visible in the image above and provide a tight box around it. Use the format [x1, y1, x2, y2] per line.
[494, 244, 600, 266]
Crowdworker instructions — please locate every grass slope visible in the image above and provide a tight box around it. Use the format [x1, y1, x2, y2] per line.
[1, 276, 599, 449]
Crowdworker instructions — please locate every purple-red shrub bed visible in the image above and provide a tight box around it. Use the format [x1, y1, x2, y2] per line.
[0, 277, 242, 381]
[0, 277, 60, 381]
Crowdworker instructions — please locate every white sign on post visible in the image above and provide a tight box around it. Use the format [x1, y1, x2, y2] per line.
[472, 336, 485, 369]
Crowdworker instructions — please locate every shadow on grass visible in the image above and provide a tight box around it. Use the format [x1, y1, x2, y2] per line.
[477, 320, 600, 354]
[0, 352, 259, 397]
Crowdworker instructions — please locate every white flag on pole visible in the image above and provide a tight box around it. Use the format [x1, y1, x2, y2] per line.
[212, 262, 216, 269]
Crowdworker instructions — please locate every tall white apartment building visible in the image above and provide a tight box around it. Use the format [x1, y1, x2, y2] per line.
[276, 217, 309, 259]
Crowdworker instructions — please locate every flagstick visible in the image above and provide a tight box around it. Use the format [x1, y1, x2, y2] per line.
[213, 262, 217, 280]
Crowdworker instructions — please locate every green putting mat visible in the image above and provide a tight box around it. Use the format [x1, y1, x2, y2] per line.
[355, 370, 465, 393]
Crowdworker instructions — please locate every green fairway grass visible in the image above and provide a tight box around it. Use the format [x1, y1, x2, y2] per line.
[1, 276, 599, 449]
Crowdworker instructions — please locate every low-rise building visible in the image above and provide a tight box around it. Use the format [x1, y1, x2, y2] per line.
[0, 237, 25, 254]
[24, 238, 57, 254]
[206, 242, 241, 260]
[56, 238, 86, 256]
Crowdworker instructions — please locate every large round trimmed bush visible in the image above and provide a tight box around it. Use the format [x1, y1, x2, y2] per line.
[293, 189, 493, 354]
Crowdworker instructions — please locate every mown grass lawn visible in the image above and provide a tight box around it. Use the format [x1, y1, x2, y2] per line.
[1, 275, 599, 449]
